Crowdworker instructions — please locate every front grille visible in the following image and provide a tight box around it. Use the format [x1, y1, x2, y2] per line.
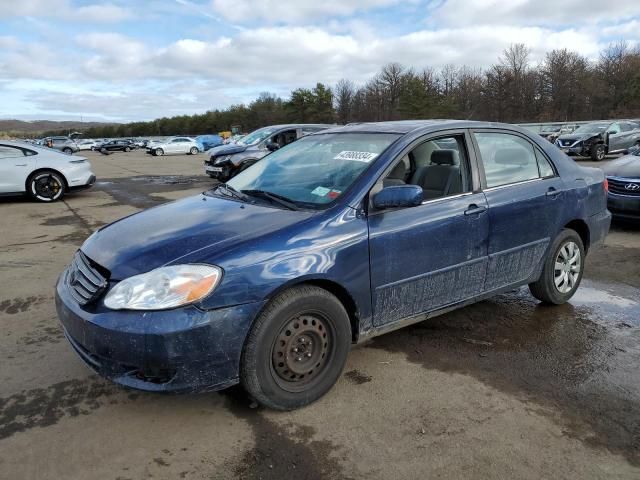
[66, 251, 108, 305]
[561, 139, 574, 147]
[608, 177, 640, 197]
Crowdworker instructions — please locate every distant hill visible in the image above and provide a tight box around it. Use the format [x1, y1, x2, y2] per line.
[0, 119, 117, 136]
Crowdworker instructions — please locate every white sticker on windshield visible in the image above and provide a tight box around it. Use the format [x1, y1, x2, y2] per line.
[311, 186, 331, 196]
[334, 151, 378, 162]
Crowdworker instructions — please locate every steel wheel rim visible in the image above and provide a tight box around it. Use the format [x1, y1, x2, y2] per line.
[271, 312, 332, 392]
[33, 174, 62, 200]
[554, 241, 581, 293]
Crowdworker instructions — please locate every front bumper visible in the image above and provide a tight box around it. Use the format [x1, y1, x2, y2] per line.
[204, 158, 234, 180]
[69, 174, 96, 191]
[55, 272, 265, 393]
[607, 192, 640, 221]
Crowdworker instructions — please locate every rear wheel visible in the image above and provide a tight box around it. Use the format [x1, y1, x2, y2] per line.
[28, 170, 65, 202]
[155, 148, 164, 156]
[590, 143, 605, 161]
[62, 147, 73, 155]
[529, 229, 585, 304]
[189, 147, 198, 155]
[240, 285, 351, 410]
[124, 146, 131, 152]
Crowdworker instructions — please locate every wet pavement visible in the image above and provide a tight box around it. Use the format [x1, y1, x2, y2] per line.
[0, 150, 639, 479]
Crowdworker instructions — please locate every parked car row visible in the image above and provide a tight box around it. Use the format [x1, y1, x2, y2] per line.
[555, 120, 640, 161]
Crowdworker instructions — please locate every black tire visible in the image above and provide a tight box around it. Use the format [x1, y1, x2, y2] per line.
[27, 170, 66, 202]
[62, 147, 73, 155]
[240, 285, 351, 410]
[155, 148, 164, 156]
[124, 146, 131, 152]
[529, 229, 585, 304]
[590, 143, 605, 161]
[190, 147, 199, 155]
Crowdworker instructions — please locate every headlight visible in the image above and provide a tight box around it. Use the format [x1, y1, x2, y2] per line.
[104, 264, 222, 310]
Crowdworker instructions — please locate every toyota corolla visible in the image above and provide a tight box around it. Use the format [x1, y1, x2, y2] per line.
[55, 120, 610, 410]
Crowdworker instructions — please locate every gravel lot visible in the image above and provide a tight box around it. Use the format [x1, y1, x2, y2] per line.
[1, 149, 639, 479]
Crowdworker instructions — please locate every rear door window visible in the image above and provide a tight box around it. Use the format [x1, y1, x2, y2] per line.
[474, 132, 544, 188]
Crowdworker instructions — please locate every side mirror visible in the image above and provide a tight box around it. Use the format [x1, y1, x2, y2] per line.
[265, 140, 279, 152]
[372, 185, 423, 210]
[609, 130, 619, 135]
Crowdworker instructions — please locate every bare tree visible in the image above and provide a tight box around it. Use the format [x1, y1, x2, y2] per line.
[334, 79, 356, 124]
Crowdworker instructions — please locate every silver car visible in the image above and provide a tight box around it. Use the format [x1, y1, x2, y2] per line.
[148, 137, 200, 156]
[0, 140, 96, 202]
[44, 136, 80, 155]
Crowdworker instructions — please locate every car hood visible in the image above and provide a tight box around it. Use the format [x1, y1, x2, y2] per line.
[209, 144, 248, 156]
[81, 193, 314, 280]
[557, 132, 598, 143]
[602, 155, 640, 178]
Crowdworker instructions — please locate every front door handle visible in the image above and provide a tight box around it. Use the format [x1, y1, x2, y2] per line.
[464, 204, 487, 215]
[546, 187, 561, 198]
[15, 163, 27, 167]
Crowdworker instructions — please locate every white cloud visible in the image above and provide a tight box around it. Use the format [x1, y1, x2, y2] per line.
[0, 0, 132, 22]
[431, 0, 640, 27]
[210, 0, 406, 23]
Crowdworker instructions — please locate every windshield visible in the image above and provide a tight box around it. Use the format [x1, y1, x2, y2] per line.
[573, 123, 608, 134]
[227, 132, 400, 207]
[239, 127, 276, 146]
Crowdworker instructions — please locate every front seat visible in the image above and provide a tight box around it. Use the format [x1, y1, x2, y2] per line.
[411, 150, 461, 199]
[383, 159, 408, 187]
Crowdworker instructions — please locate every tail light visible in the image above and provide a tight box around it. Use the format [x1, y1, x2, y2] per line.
[603, 178, 609, 193]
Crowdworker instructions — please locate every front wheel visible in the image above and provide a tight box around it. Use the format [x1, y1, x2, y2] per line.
[590, 143, 605, 161]
[124, 147, 131, 152]
[62, 147, 73, 155]
[154, 148, 164, 156]
[240, 285, 351, 410]
[28, 170, 66, 202]
[529, 229, 585, 304]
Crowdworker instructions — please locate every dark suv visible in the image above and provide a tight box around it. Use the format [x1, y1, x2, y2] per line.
[204, 124, 332, 181]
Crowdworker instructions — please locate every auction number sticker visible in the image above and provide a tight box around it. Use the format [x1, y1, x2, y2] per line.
[334, 151, 378, 162]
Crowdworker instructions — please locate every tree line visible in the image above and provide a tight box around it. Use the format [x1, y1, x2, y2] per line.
[53, 42, 640, 139]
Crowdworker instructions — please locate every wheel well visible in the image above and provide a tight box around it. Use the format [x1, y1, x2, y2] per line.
[564, 220, 590, 252]
[25, 168, 69, 192]
[271, 279, 360, 342]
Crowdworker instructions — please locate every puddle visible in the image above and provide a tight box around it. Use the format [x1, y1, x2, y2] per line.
[570, 279, 640, 327]
[369, 282, 640, 465]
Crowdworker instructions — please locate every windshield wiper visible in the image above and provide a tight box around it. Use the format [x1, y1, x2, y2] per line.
[213, 183, 250, 201]
[241, 190, 300, 210]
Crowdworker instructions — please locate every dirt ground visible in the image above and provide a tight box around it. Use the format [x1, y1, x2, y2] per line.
[0, 149, 639, 480]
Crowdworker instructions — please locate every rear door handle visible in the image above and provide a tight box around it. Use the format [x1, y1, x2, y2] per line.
[15, 163, 27, 167]
[464, 204, 487, 215]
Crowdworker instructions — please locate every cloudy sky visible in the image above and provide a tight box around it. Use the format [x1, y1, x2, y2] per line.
[0, 0, 638, 122]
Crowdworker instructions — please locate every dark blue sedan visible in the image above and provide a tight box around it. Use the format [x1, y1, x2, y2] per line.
[55, 120, 611, 410]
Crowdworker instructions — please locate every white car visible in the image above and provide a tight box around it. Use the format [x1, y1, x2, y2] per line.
[149, 137, 201, 156]
[0, 140, 96, 202]
[77, 139, 99, 151]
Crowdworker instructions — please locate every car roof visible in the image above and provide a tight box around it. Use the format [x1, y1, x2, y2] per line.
[259, 123, 335, 130]
[318, 119, 514, 135]
[0, 139, 61, 153]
